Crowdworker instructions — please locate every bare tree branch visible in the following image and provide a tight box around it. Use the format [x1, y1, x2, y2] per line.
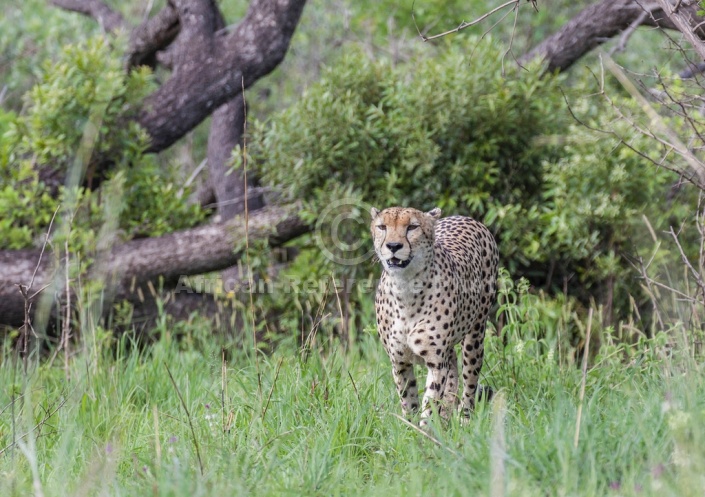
[413, 0, 520, 42]
[653, 0, 705, 60]
[52, 0, 307, 154]
[520, 0, 675, 73]
[127, 4, 180, 69]
[0, 205, 310, 329]
[608, 11, 648, 55]
[51, 0, 125, 32]
[602, 54, 705, 188]
[138, 0, 307, 153]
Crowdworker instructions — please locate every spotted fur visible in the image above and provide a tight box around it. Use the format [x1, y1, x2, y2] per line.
[370, 206, 499, 423]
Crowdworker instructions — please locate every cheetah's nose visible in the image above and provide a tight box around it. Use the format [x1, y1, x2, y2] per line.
[386, 242, 403, 253]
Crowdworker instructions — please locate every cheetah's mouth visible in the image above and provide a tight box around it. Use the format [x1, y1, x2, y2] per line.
[387, 257, 411, 269]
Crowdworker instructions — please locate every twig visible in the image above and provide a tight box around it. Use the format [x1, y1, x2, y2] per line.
[646, 274, 702, 302]
[202, 187, 271, 210]
[669, 225, 705, 300]
[30, 205, 60, 290]
[563, 75, 702, 194]
[164, 362, 204, 475]
[0, 394, 69, 456]
[331, 274, 348, 348]
[180, 158, 207, 195]
[347, 371, 361, 405]
[605, 53, 705, 184]
[17, 205, 61, 371]
[412, 0, 521, 42]
[240, 76, 262, 400]
[261, 358, 284, 420]
[390, 413, 460, 456]
[653, 0, 705, 61]
[0, 393, 25, 418]
[574, 307, 593, 449]
[608, 11, 647, 56]
[499, 1, 522, 74]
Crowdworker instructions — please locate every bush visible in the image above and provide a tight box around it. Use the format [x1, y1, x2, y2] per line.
[243, 38, 694, 335]
[0, 36, 204, 251]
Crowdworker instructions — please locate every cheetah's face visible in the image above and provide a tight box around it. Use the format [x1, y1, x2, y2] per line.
[370, 206, 441, 273]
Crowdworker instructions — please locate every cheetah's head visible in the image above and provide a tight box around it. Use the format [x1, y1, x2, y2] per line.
[370, 206, 441, 274]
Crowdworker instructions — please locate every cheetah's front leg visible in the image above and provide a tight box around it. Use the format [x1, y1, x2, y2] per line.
[420, 361, 450, 425]
[391, 362, 419, 416]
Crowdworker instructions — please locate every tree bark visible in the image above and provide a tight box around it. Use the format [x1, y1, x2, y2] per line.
[207, 96, 264, 221]
[0, 205, 309, 329]
[653, 0, 705, 61]
[51, 0, 124, 32]
[519, 0, 705, 73]
[127, 4, 180, 69]
[51, 0, 307, 154]
[138, 0, 307, 153]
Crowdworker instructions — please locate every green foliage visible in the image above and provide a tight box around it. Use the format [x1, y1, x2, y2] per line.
[491, 103, 686, 272]
[0, 0, 100, 109]
[0, 36, 204, 250]
[247, 40, 567, 321]
[244, 39, 694, 332]
[117, 162, 205, 238]
[1, 296, 704, 496]
[8, 36, 154, 171]
[251, 41, 564, 214]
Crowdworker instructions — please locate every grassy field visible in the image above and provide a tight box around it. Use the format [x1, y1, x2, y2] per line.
[1, 280, 704, 497]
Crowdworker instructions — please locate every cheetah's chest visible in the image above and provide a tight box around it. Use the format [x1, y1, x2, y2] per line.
[377, 265, 477, 349]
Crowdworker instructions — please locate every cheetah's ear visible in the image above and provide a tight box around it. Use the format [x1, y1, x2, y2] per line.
[426, 207, 442, 220]
[370, 207, 380, 218]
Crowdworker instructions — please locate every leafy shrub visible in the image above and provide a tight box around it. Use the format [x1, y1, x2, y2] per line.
[0, 36, 204, 251]
[243, 38, 694, 335]
[251, 41, 564, 214]
[0, 0, 100, 109]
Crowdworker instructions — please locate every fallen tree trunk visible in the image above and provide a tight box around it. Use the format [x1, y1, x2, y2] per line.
[0, 205, 309, 329]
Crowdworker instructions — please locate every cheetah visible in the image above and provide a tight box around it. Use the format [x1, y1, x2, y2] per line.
[370, 206, 499, 423]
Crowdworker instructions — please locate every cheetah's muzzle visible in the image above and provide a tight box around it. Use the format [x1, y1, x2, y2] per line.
[387, 256, 411, 269]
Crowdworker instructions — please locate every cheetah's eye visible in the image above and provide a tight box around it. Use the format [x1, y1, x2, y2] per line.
[377, 225, 386, 231]
[407, 224, 419, 232]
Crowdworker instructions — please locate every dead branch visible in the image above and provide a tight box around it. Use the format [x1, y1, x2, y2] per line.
[669, 224, 705, 300]
[519, 0, 683, 73]
[601, 54, 705, 188]
[608, 11, 648, 55]
[0, 204, 310, 329]
[50, 0, 125, 32]
[412, 0, 520, 42]
[653, 0, 705, 61]
[127, 4, 180, 69]
[51, 0, 308, 154]
[0, 393, 69, 457]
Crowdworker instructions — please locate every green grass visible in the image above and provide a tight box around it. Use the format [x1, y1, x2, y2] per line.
[1, 305, 704, 496]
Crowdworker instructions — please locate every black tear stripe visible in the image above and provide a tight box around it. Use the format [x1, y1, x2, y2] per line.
[404, 231, 413, 264]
